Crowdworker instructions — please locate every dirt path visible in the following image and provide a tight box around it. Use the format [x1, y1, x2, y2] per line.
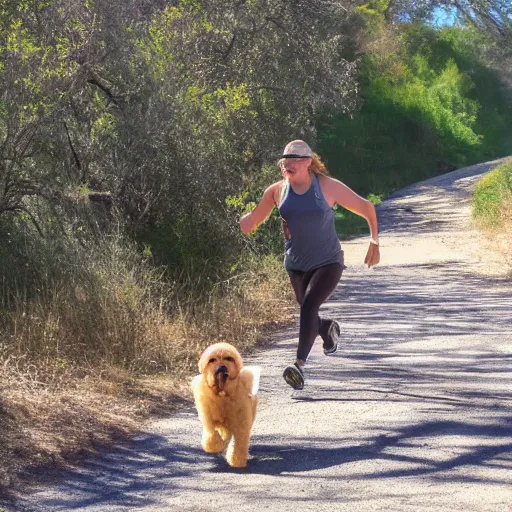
[9, 157, 512, 512]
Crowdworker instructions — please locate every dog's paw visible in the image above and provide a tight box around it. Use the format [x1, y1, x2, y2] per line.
[226, 441, 250, 468]
[202, 431, 228, 453]
[226, 453, 248, 468]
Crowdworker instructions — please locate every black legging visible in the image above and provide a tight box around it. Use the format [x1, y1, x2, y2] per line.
[287, 262, 344, 362]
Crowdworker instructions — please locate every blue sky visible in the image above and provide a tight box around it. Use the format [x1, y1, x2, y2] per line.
[431, 6, 458, 27]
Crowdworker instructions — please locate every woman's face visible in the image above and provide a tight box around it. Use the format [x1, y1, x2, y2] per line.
[279, 157, 312, 180]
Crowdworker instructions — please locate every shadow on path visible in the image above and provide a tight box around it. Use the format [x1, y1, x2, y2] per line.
[13, 413, 511, 511]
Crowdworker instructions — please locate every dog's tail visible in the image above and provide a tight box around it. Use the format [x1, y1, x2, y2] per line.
[240, 366, 261, 396]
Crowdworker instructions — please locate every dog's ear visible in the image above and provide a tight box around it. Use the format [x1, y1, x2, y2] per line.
[239, 366, 260, 396]
[231, 347, 243, 375]
[191, 374, 202, 391]
[198, 348, 211, 374]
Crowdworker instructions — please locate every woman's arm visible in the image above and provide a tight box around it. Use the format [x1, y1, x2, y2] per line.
[336, 182, 378, 241]
[321, 176, 380, 267]
[239, 182, 280, 234]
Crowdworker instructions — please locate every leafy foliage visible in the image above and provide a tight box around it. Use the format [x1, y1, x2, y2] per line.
[387, 0, 512, 47]
[316, 22, 512, 198]
[0, 0, 363, 287]
[473, 161, 512, 226]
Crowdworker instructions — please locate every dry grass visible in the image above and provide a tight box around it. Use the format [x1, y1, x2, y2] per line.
[0, 367, 183, 488]
[0, 254, 294, 495]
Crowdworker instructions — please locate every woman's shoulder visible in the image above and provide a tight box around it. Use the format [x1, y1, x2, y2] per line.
[267, 179, 286, 190]
[265, 180, 286, 194]
[265, 179, 286, 199]
[317, 174, 340, 186]
[317, 174, 343, 206]
[318, 174, 349, 192]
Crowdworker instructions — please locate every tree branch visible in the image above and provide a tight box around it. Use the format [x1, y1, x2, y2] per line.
[3, 205, 44, 237]
[222, 33, 237, 62]
[63, 121, 82, 178]
[87, 78, 119, 107]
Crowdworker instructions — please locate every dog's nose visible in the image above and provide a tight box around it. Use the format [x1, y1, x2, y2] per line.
[216, 365, 228, 375]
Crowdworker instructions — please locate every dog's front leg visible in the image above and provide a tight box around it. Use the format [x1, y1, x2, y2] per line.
[200, 418, 231, 453]
[226, 429, 250, 468]
[202, 424, 229, 453]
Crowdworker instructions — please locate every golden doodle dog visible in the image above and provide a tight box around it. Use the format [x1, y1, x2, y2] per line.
[191, 342, 260, 468]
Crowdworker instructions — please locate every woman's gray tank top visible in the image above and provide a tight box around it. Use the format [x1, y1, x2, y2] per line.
[278, 174, 344, 272]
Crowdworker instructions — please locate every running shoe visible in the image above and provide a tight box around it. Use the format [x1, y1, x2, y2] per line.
[282, 362, 305, 390]
[323, 320, 341, 355]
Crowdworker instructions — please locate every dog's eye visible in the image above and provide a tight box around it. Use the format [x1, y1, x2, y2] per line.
[224, 356, 235, 362]
[208, 358, 216, 364]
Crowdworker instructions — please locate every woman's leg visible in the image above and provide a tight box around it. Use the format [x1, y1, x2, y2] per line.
[294, 263, 343, 363]
[288, 264, 343, 362]
[318, 317, 332, 345]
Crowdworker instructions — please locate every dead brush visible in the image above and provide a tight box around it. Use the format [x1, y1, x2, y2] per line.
[0, 240, 294, 489]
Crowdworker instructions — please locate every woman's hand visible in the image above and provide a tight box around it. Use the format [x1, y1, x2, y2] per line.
[239, 183, 280, 235]
[364, 242, 380, 268]
[239, 212, 254, 234]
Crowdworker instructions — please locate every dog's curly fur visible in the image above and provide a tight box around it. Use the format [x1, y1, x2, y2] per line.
[191, 342, 259, 468]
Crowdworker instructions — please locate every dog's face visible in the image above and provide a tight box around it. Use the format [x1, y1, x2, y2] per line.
[198, 343, 243, 394]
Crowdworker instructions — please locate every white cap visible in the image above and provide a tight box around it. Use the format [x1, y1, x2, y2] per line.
[282, 140, 313, 158]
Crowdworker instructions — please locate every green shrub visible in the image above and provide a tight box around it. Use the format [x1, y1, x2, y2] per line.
[473, 162, 512, 227]
[316, 23, 512, 199]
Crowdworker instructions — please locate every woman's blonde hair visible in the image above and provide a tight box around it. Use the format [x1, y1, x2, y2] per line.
[309, 152, 329, 176]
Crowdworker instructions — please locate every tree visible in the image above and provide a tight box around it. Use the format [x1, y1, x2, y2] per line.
[385, 0, 511, 46]
[0, 0, 364, 276]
